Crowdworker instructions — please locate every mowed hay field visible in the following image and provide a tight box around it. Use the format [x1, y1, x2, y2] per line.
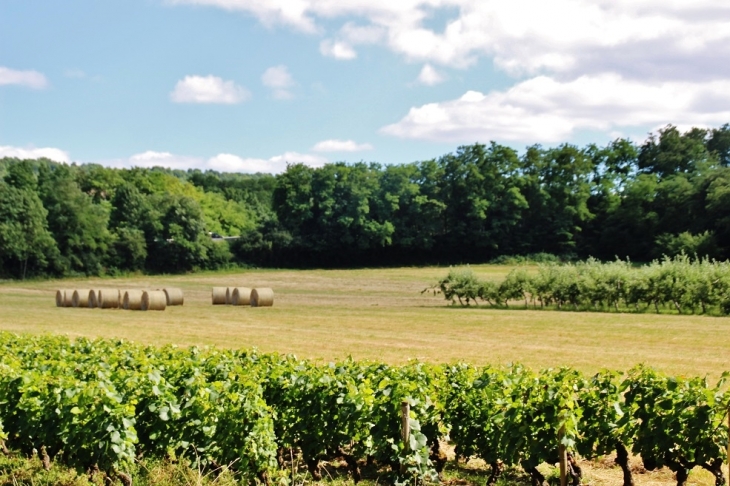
[0, 264, 729, 378]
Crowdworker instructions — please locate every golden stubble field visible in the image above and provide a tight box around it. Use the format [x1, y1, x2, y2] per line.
[0, 264, 729, 379]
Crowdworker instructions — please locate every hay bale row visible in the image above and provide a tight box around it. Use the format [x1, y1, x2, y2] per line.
[211, 287, 273, 307]
[56, 287, 183, 311]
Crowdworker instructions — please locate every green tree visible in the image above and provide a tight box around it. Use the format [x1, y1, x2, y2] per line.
[437, 143, 528, 257]
[376, 162, 445, 252]
[707, 124, 730, 166]
[76, 164, 125, 203]
[638, 125, 712, 177]
[37, 163, 112, 275]
[146, 194, 220, 272]
[0, 164, 59, 278]
[515, 144, 594, 255]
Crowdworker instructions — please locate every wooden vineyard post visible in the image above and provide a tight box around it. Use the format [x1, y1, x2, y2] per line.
[401, 400, 410, 474]
[559, 424, 568, 486]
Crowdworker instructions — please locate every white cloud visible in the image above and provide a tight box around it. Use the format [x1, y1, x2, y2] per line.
[209, 151, 326, 173]
[261, 65, 294, 88]
[128, 151, 204, 169]
[0, 67, 48, 89]
[319, 39, 357, 60]
[106, 150, 326, 174]
[416, 64, 445, 86]
[170, 75, 250, 104]
[261, 65, 295, 99]
[0, 145, 69, 162]
[167, 0, 319, 33]
[312, 139, 374, 152]
[339, 22, 386, 45]
[168, 1, 730, 78]
[159, 1, 730, 143]
[381, 74, 730, 143]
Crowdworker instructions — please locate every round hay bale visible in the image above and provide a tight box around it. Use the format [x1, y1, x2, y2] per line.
[88, 290, 100, 308]
[226, 287, 233, 305]
[212, 287, 228, 305]
[98, 289, 120, 309]
[142, 290, 167, 311]
[251, 288, 274, 307]
[72, 289, 91, 308]
[231, 287, 252, 306]
[163, 288, 184, 306]
[56, 289, 73, 307]
[123, 290, 144, 311]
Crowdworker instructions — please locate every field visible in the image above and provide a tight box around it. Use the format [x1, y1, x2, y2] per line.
[0, 264, 729, 379]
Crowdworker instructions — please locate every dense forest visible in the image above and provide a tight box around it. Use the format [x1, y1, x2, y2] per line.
[1, 123, 730, 279]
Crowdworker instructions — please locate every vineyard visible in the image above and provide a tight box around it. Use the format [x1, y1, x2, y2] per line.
[429, 255, 730, 315]
[0, 333, 728, 486]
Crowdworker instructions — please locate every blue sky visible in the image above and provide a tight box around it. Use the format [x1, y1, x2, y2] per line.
[2, 0, 730, 173]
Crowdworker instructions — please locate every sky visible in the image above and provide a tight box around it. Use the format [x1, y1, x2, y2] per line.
[2, 0, 730, 174]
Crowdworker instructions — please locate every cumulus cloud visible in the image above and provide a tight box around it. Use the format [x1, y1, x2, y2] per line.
[312, 139, 374, 152]
[105, 150, 326, 174]
[127, 151, 204, 169]
[381, 74, 730, 143]
[209, 151, 326, 173]
[416, 64, 445, 86]
[166, 0, 319, 33]
[170, 75, 250, 104]
[166, 1, 730, 76]
[319, 39, 357, 60]
[167, 1, 730, 143]
[0, 145, 69, 162]
[261, 65, 295, 99]
[0, 67, 49, 89]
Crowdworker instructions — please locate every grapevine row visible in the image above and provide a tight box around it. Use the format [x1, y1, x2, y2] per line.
[429, 255, 730, 314]
[0, 333, 727, 486]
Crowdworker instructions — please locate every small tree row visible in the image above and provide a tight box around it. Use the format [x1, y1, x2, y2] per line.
[429, 255, 730, 314]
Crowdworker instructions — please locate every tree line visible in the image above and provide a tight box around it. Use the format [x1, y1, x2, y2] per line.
[429, 255, 730, 315]
[1, 123, 730, 278]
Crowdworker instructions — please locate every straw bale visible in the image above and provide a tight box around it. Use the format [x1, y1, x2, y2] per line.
[98, 289, 120, 309]
[231, 287, 251, 305]
[142, 290, 167, 311]
[226, 287, 233, 305]
[56, 289, 73, 307]
[123, 290, 144, 311]
[251, 288, 274, 307]
[88, 290, 100, 308]
[163, 288, 184, 306]
[72, 289, 91, 308]
[212, 287, 228, 305]
[231, 287, 252, 306]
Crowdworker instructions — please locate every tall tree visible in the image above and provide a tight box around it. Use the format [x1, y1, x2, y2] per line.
[0, 163, 59, 278]
[38, 163, 112, 275]
[638, 125, 711, 177]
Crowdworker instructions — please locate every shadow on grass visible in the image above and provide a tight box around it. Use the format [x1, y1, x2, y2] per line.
[429, 302, 726, 317]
